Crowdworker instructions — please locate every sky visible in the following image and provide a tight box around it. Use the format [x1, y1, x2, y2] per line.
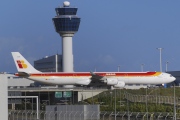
[0, 0, 180, 73]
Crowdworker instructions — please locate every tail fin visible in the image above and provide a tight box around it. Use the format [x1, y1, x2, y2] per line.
[11, 52, 41, 73]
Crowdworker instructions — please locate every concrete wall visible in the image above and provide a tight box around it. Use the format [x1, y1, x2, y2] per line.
[6, 74, 34, 87]
[78, 91, 102, 102]
[0, 74, 8, 120]
[46, 105, 100, 120]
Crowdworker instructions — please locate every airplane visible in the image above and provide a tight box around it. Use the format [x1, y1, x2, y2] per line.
[11, 52, 176, 89]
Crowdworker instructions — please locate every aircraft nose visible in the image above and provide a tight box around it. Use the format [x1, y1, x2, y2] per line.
[172, 76, 176, 82]
[168, 76, 176, 83]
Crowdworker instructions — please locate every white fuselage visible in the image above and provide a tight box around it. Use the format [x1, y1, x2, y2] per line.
[24, 72, 175, 86]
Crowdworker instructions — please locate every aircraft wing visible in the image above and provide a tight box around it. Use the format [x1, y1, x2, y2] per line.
[88, 72, 107, 87]
[90, 71, 106, 80]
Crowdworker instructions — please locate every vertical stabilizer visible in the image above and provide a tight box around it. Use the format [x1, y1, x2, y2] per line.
[11, 52, 41, 73]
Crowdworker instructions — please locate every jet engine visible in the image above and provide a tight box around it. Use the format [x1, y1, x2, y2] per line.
[75, 79, 91, 85]
[106, 78, 118, 85]
[114, 81, 125, 88]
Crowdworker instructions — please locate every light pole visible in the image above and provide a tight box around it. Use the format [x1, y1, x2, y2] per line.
[118, 65, 120, 72]
[117, 65, 121, 115]
[110, 91, 112, 106]
[127, 92, 130, 120]
[115, 89, 116, 120]
[141, 64, 144, 72]
[25, 91, 27, 120]
[146, 87, 148, 120]
[166, 61, 169, 72]
[113, 66, 118, 119]
[174, 83, 176, 120]
[156, 48, 163, 72]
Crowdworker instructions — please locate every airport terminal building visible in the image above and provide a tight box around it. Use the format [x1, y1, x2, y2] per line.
[34, 54, 62, 72]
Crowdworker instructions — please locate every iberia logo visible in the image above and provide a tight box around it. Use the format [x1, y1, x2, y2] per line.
[16, 60, 27, 69]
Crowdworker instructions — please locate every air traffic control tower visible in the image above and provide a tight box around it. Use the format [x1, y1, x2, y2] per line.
[52, 1, 81, 72]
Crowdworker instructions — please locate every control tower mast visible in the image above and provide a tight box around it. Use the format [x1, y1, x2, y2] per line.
[52, 1, 81, 72]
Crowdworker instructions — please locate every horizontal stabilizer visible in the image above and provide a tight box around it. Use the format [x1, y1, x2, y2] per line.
[15, 72, 29, 77]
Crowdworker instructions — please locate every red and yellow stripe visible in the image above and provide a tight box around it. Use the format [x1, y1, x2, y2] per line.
[15, 72, 161, 77]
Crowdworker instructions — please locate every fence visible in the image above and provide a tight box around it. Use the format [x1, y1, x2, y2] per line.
[8, 110, 180, 120]
[124, 92, 179, 105]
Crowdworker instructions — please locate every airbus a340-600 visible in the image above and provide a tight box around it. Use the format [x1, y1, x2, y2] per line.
[12, 52, 175, 89]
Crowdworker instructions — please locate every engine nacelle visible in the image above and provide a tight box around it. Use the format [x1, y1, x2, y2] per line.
[114, 81, 125, 88]
[75, 79, 91, 85]
[107, 78, 118, 85]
